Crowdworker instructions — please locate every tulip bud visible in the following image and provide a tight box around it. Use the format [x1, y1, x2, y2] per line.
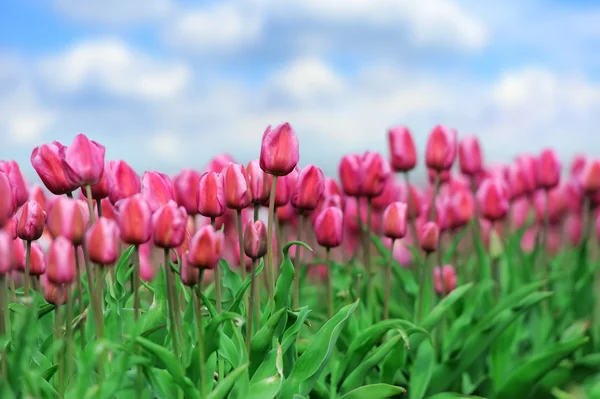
[458, 136, 483, 176]
[400, 183, 422, 219]
[247, 160, 272, 204]
[388, 126, 417, 172]
[152, 200, 188, 249]
[31, 142, 78, 195]
[533, 187, 567, 224]
[419, 221, 439, 253]
[434, 265, 457, 295]
[244, 220, 267, 260]
[372, 179, 400, 211]
[139, 242, 155, 281]
[449, 189, 475, 230]
[107, 160, 141, 205]
[116, 194, 152, 245]
[142, 171, 175, 213]
[515, 155, 538, 194]
[339, 154, 363, 197]
[172, 229, 192, 263]
[0, 160, 29, 207]
[0, 172, 16, 227]
[47, 197, 87, 245]
[362, 151, 391, 198]
[46, 236, 76, 284]
[29, 185, 47, 212]
[86, 217, 119, 265]
[205, 153, 234, 173]
[17, 200, 47, 241]
[313, 206, 344, 248]
[224, 163, 252, 210]
[98, 198, 117, 220]
[579, 159, 600, 194]
[382, 202, 408, 239]
[291, 165, 325, 211]
[197, 172, 226, 218]
[565, 214, 582, 247]
[60, 133, 106, 186]
[477, 178, 509, 222]
[425, 125, 457, 172]
[259, 122, 300, 176]
[180, 258, 200, 286]
[28, 242, 46, 276]
[536, 149, 561, 190]
[274, 169, 296, 207]
[80, 165, 110, 200]
[42, 275, 68, 305]
[504, 163, 527, 200]
[174, 169, 201, 214]
[276, 202, 296, 224]
[0, 231, 16, 275]
[571, 154, 587, 178]
[188, 225, 224, 269]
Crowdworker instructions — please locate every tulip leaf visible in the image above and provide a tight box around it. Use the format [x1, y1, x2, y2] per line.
[409, 339, 435, 399]
[275, 241, 313, 312]
[228, 259, 265, 313]
[205, 312, 244, 361]
[370, 233, 419, 295]
[338, 384, 407, 399]
[207, 363, 249, 399]
[250, 308, 286, 375]
[426, 393, 486, 399]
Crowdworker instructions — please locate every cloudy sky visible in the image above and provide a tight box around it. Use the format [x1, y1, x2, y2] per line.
[1, 0, 599, 182]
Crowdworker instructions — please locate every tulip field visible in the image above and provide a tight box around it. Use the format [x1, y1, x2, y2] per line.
[2, 124, 600, 398]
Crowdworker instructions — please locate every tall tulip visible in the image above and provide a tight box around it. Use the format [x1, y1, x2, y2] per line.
[388, 126, 417, 172]
[85, 217, 119, 265]
[142, 171, 175, 213]
[106, 160, 141, 205]
[31, 142, 78, 195]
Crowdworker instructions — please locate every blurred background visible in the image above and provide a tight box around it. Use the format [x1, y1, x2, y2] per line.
[1, 0, 599, 181]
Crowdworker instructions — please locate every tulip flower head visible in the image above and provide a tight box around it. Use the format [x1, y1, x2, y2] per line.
[536, 149, 561, 190]
[434, 265, 457, 295]
[106, 160, 141, 205]
[382, 201, 408, 239]
[17, 200, 47, 241]
[46, 236, 76, 285]
[458, 136, 483, 176]
[174, 168, 202, 215]
[60, 133, 106, 187]
[291, 165, 325, 211]
[477, 178, 510, 222]
[244, 220, 268, 260]
[197, 172, 226, 218]
[313, 206, 344, 248]
[259, 123, 300, 176]
[141, 171, 175, 213]
[388, 126, 417, 172]
[419, 221, 439, 253]
[152, 200, 188, 249]
[86, 217, 120, 265]
[361, 151, 391, 198]
[425, 125, 457, 172]
[187, 225, 224, 269]
[224, 163, 252, 210]
[339, 154, 363, 197]
[31, 142, 78, 195]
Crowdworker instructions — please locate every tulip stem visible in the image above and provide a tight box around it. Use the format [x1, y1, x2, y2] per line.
[65, 284, 74, 386]
[326, 249, 333, 318]
[246, 259, 257, 356]
[429, 173, 441, 222]
[195, 272, 207, 398]
[416, 253, 430, 324]
[55, 300, 64, 398]
[403, 172, 418, 244]
[163, 249, 181, 362]
[383, 239, 395, 320]
[85, 185, 96, 224]
[253, 204, 260, 222]
[24, 240, 31, 298]
[96, 200, 103, 218]
[366, 198, 373, 284]
[437, 246, 447, 297]
[470, 177, 482, 283]
[74, 246, 85, 349]
[0, 275, 6, 336]
[275, 213, 283, 276]
[542, 189, 550, 291]
[210, 217, 225, 383]
[133, 245, 143, 398]
[9, 274, 17, 302]
[293, 213, 304, 309]
[236, 209, 248, 310]
[266, 176, 278, 305]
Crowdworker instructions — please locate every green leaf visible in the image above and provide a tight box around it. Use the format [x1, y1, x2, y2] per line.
[409, 340, 435, 399]
[247, 345, 284, 399]
[250, 308, 286, 375]
[371, 233, 419, 295]
[275, 241, 312, 312]
[141, 267, 168, 344]
[207, 363, 250, 399]
[280, 300, 359, 398]
[426, 393, 486, 399]
[338, 384, 407, 399]
[205, 312, 244, 360]
[221, 259, 243, 304]
[228, 259, 265, 313]
[495, 337, 589, 399]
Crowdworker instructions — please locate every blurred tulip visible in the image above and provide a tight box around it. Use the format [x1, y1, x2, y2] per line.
[0, 160, 28, 206]
[449, 189, 475, 230]
[571, 154, 587, 178]
[86, 217, 119, 265]
[152, 200, 187, 249]
[197, 172, 226, 218]
[141, 171, 175, 213]
[0, 172, 16, 227]
[323, 178, 343, 198]
[536, 149, 561, 190]
[425, 125, 457, 172]
[29, 185, 47, 212]
[81, 165, 110, 200]
[400, 183, 423, 219]
[504, 163, 528, 200]
[247, 160, 272, 204]
[372, 179, 400, 211]
[106, 160, 141, 205]
[565, 214, 583, 247]
[434, 265, 457, 295]
[0, 231, 16, 275]
[511, 198, 531, 230]
[579, 159, 600, 193]
[533, 187, 567, 224]
[188, 225, 224, 269]
[260, 123, 300, 176]
[116, 194, 152, 245]
[419, 221, 439, 253]
[362, 151, 391, 198]
[180, 258, 200, 286]
[291, 165, 325, 211]
[2, 215, 17, 239]
[382, 202, 408, 239]
[17, 200, 46, 241]
[224, 163, 252, 210]
[244, 220, 268, 260]
[458, 136, 483, 176]
[205, 153, 234, 173]
[515, 155, 538, 195]
[25, 242, 46, 276]
[46, 236, 76, 284]
[98, 198, 117, 219]
[173, 168, 201, 215]
[276, 202, 296, 224]
[31, 142, 78, 195]
[339, 154, 363, 197]
[60, 133, 106, 186]
[477, 178, 509, 222]
[139, 242, 155, 281]
[172, 229, 193, 264]
[42, 275, 67, 305]
[388, 126, 417, 172]
[46, 197, 87, 245]
[314, 206, 344, 248]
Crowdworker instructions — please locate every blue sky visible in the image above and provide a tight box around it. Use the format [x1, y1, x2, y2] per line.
[1, 0, 600, 182]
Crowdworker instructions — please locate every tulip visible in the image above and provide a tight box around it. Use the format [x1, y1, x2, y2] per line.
[197, 171, 226, 218]
[339, 154, 363, 197]
[174, 169, 202, 214]
[247, 160, 272, 204]
[419, 221, 439, 253]
[511, 198, 531, 230]
[244, 220, 267, 260]
[428, 169, 451, 184]
[372, 179, 400, 211]
[0, 172, 16, 227]
[188, 225, 224, 269]
[47, 197, 87, 245]
[477, 178, 509, 222]
[29, 185, 47, 212]
[504, 163, 528, 200]
[313, 206, 344, 248]
[28, 243, 46, 276]
[274, 169, 296, 207]
[323, 178, 343, 198]
[180, 258, 200, 287]
[106, 160, 141, 205]
[276, 202, 296, 224]
[291, 165, 325, 211]
[80, 165, 110, 200]
[388, 126, 417, 172]
[259, 122, 300, 176]
[579, 159, 600, 193]
[515, 155, 538, 195]
[224, 163, 252, 210]
[565, 214, 583, 247]
[116, 194, 152, 245]
[425, 125, 457, 172]
[458, 136, 483, 176]
[205, 153, 234, 173]
[449, 190, 475, 230]
[98, 198, 117, 220]
[13, 238, 26, 271]
[31, 142, 78, 195]
[434, 265, 457, 295]
[139, 242, 155, 281]
[60, 133, 106, 186]
[173, 230, 193, 264]
[533, 187, 567, 225]
[86, 217, 120, 265]
[0, 160, 28, 206]
[382, 202, 408, 239]
[0, 231, 16, 275]
[46, 236, 76, 284]
[400, 183, 423, 219]
[142, 171, 175, 213]
[42, 275, 67, 306]
[2, 215, 17, 240]
[17, 200, 47, 241]
[536, 149, 561, 190]
[362, 151, 391, 198]
[152, 201, 187, 249]
[571, 154, 587, 178]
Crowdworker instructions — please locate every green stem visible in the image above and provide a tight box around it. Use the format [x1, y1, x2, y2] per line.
[96, 199, 103, 218]
[416, 253, 431, 324]
[266, 176, 278, 305]
[195, 272, 207, 397]
[85, 185, 96, 224]
[9, 273, 17, 302]
[275, 213, 283, 276]
[0, 275, 6, 336]
[74, 246, 85, 349]
[55, 300, 64, 398]
[403, 172, 418, 244]
[542, 189, 550, 291]
[211, 217, 225, 383]
[133, 245, 143, 398]
[326, 249, 333, 318]
[383, 239, 395, 320]
[65, 284, 74, 386]
[253, 204, 260, 222]
[293, 213, 304, 309]
[247, 259, 257, 355]
[429, 173, 441, 222]
[24, 240, 31, 297]
[236, 209, 248, 311]
[164, 248, 181, 361]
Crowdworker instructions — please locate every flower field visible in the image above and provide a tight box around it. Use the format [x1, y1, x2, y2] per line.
[0, 124, 599, 398]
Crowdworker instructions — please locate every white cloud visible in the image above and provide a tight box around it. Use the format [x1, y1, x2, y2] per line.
[147, 132, 185, 161]
[38, 38, 191, 100]
[53, 0, 175, 24]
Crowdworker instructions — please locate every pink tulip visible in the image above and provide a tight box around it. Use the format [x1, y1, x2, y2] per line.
[313, 206, 344, 248]
[106, 160, 141, 205]
[419, 221, 439, 253]
[31, 142, 78, 195]
[382, 202, 408, 239]
[0, 172, 16, 227]
[536, 149, 561, 190]
[80, 165, 110, 200]
[46, 197, 87, 245]
[173, 168, 202, 215]
[0, 231, 16, 275]
[152, 200, 187, 249]
[291, 165, 325, 211]
[139, 242, 155, 281]
[86, 217, 119, 265]
[477, 178, 509, 222]
[434, 265, 457, 295]
[142, 171, 175, 213]
[565, 214, 582, 247]
[60, 133, 106, 186]
[247, 160, 272, 205]
[197, 172, 226, 218]
[532, 187, 567, 224]
[388, 126, 417, 172]
[244, 220, 268, 260]
[579, 158, 600, 193]
[46, 236, 76, 284]
[425, 125, 457, 172]
[188, 225, 224, 269]
[338, 154, 363, 197]
[399, 183, 423, 219]
[29, 185, 47, 212]
[511, 198, 531, 230]
[504, 163, 528, 200]
[259, 122, 300, 176]
[458, 136, 483, 176]
[116, 194, 152, 245]
[224, 163, 252, 210]
[180, 258, 200, 286]
[515, 155, 538, 195]
[42, 275, 68, 305]
[372, 179, 401, 211]
[449, 189, 475, 230]
[571, 154, 587, 179]
[362, 151, 391, 198]
[17, 200, 47, 241]
[0, 160, 29, 206]
[205, 153, 234, 173]
[28, 242, 47, 276]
